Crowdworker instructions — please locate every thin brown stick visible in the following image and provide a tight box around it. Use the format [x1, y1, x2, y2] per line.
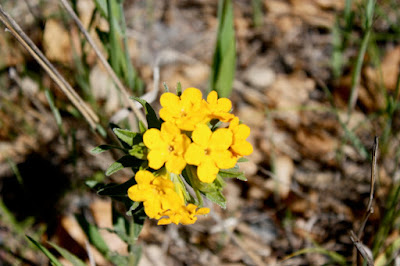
[0, 4, 99, 130]
[58, 0, 146, 125]
[350, 230, 374, 266]
[351, 136, 378, 265]
[358, 136, 378, 239]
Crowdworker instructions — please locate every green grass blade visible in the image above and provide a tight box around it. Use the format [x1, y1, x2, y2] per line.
[107, 0, 121, 76]
[347, 0, 376, 114]
[48, 241, 87, 266]
[45, 88, 64, 136]
[375, 236, 400, 266]
[283, 247, 347, 266]
[26, 236, 63, 266]
[105, 0, 142, 94]
[251, 0, 263, 27]
[209, 0, 236, 98]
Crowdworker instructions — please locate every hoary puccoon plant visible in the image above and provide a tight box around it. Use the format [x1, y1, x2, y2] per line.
[92, 86, 252, 230]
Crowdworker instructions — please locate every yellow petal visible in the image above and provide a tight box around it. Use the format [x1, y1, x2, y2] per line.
[184, 144, 206, 166]
[206, 90, 218, 104]
[192, 124, 211, 148]
[196, 207, 210, 215]
[160, 92, 180, 108]
[154, 178, 175, 191]
[160, 192, 182, 211]
[186, 204, 197, 213]
[159, 108, 174, 123]
[212, 150, 237, 169]
[217, 98, 232, 112]
[231, 141, 253, 156]
[181, 87, 203, 105]
[147, 149, 168, 170]
[209, 128, 232, 150]
[229, 117, 239, 128]
[144, 199, 162, 219]
[135, 170, 154, 184]
[165, 154, 186, 174]
[143, 129, 164, 149]
[235, 124, 251, 140]
[173, 134, 191, 155]
[127, 185, 147, 202]
[161, 122, 180, 143]
[157, 218, 172, 225]
[180, 216, 197, 225]
[197, 158, 219, 183]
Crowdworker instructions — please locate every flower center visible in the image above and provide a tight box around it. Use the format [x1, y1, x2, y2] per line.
[204, 148, 210, 155]
[168, 145, 174, 152]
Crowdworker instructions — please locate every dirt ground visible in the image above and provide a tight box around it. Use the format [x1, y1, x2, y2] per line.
[1, 0, 400, 265]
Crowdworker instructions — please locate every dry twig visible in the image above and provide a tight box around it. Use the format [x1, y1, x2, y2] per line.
[0, 4, 99, 130]
[350, 230, 374, 266]
[358, 136, 378, 239]
[351, 136, 378, 266]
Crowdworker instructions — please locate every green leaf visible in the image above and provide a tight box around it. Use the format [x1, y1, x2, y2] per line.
[26, 236, 63, 266]
[209, 0, 236, 98]
[139, 120, 147, 133]
[128, 244, 142, 266]
[218, 166, 247, 181]
[76, 214, 110, 256]
[126, 201, 141, 214]
[204, 190, 226, 209]
[131, 97, 161, 129]
[131, 205, 146, 239]
[183, 166, 226, 208]
[106, 155, 142, 176]
[129, 143, 147, 160]
[109, 254, 129, 265]
[48, 242, 87, 266]
[98, 176, 136, 196]
[85, 180, 103, 189]
[112, 205, 129, 243]
[113, 128, 142, 147]
[176, 82, 182, 96]
[91, 144, 126, 154]
[237, 157, 248, 163]
[163, 82, 169, 92]
[109, 123, 132, 149]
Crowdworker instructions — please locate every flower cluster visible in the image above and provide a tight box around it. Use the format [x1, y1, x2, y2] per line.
[117, 87, 252, 225]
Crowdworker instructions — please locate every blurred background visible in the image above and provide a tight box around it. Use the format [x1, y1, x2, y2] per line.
[1, 0, 400, 265]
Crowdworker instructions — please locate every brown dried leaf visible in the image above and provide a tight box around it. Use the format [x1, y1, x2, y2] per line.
[90, 199, 128, 254]
[43, 19, 79, 63]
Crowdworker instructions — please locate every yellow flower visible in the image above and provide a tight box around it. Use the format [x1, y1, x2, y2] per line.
[143, 122, 190, 174]
[159, 87, 208, 131]
[205, 90, 234, 122]
[184, 124, 237, 183]
[229, 117, 253, 158]
[128, 170, 208, 225]
[158, 204, 210, 225]
[127, 170, 183, 219]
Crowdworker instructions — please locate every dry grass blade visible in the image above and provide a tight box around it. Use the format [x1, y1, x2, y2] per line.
[0, 4, 99, 130]
[58, 0, 146, 125]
